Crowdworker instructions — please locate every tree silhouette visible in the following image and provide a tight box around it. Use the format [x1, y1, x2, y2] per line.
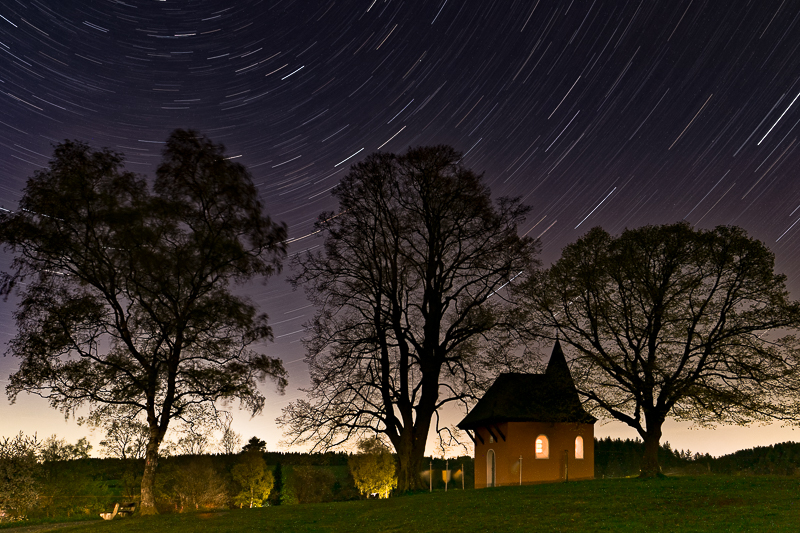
[522, 223, 800, 477]
[280, 145, 538, 490]
[1, 130, 288, 513]
[98, 415, 149, 459]
[242, 436, 267, 453]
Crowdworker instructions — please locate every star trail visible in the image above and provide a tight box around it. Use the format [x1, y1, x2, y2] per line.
[2, 0, 800, 455]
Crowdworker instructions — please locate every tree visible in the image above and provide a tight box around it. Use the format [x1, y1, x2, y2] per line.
[231, 450, 274, 508]
[0, 433, 40, 518]
[164, 456, 228, 512]
[218, 413, 242, 455]
[280, 146, 538, 490]
[291, 465, 335, 503]
[271, 462, 285, 505]
[98, 416, 149, 459]
[241, 436, 267, 453]
[1, 130, 289, 514]
[40, 435, 92, 462]
[169, 408, 218, 456]
[348, 437, 397, 499]
[172, 430, 210, 456]
[521, 223, 800, 477]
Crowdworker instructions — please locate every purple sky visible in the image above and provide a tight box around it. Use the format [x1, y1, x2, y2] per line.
[2, 0, 800, 456]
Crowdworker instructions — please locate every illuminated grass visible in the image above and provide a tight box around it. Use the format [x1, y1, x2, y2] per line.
[14, 476, 800, 533]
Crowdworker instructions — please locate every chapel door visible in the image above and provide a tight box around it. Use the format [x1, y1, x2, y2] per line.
[487, 449, 496, 487]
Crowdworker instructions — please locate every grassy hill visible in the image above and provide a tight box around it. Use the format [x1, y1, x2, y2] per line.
[15, 475, 800, 533]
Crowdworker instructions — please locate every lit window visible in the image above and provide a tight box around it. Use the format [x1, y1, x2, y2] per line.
[575, 436, 584, 459]
[535, 435, 549, 459]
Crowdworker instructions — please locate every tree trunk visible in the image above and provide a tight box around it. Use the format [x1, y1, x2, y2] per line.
[639, 418, 664, 478]
[396, 441, 425, 491]
[394, 423, 430, 492]
[139, 435, 161, 515]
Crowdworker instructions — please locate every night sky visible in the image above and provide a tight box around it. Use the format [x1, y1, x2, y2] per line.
[2, 0, 800, 456]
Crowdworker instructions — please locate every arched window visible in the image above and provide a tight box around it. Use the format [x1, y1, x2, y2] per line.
[535, 435, 549, 459]
[575, 436, 584, 459]
[487, 449, 496, 487]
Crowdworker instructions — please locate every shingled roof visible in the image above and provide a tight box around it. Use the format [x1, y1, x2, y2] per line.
[457, 341, 596, 429]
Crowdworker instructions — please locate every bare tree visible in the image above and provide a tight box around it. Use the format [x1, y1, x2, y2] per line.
[218, 413, 242, 455]
[169, 457, 228, 511]
[98, 417, 149, 460]
[521, 223, 800, 476]
[1, 130, 288, 513]
[40, 435, 92, 462]
[173, 431, 211, 456]
[280, 146, 538, 490]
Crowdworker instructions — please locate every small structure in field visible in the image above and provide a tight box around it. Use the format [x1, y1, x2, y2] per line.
[458, 341, 595, 487]
[100, 502, 136, 520]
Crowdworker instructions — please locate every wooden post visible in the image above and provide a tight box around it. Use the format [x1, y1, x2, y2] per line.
[429, 460, 433, 492]
[519, 455, 523, 485]
[445, 459, 449, 492]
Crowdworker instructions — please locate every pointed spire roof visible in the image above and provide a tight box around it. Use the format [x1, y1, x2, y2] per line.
[545, 339, 576, 390]
[457, 342, 596, 430]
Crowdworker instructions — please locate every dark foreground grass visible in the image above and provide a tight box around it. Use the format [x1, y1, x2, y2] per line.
[13, 475, 800, 533]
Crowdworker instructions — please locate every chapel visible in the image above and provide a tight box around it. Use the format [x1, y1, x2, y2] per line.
[457, 341, 596, 487]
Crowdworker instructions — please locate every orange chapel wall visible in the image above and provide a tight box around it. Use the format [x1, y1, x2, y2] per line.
[474, 421, 594, 488]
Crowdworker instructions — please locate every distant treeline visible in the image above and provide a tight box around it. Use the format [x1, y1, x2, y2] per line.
[709, 441, 800, 475]
[595, 437, 800, 477]
[594, 437, 711, 478]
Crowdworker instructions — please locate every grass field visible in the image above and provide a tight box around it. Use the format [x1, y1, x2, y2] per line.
[7, 475, 800, 533]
